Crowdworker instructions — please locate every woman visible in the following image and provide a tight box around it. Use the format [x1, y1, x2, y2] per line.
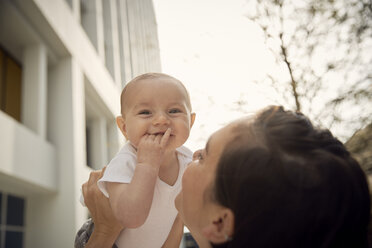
[81, 106, 370, 248]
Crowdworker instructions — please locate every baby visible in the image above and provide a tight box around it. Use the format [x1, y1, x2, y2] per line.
[79, 73, 195, 248]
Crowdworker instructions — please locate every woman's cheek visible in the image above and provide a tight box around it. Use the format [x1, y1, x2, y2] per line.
[174, 192, 181, 212]
[181, 166, 193, 193]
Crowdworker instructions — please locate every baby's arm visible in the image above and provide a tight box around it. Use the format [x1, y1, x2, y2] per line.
[161, 214, 184, 248]
[106, 165, 159, 228]
[107, 129, 171, 228]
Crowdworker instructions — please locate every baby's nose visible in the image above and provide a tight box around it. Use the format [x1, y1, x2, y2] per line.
[152, 112, 170, 125]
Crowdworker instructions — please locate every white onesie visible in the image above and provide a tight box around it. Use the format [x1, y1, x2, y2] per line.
[97, 142, 192, 248]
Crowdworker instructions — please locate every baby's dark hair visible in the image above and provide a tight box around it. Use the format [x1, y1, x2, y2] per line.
[213, 106, 370, 248]
[120, 72, 192, 115]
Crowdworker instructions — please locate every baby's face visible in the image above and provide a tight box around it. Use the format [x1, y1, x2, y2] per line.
[120, 77, 194, 150]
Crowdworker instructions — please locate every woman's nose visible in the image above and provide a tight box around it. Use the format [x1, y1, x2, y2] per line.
[152, 112, 170, 125]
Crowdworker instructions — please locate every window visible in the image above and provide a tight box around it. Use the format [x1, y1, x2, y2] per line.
[64, 0, 73, 9]
[0, 47, 22, 122]
[85, 125, 92, 168]
[80, 0, 93, 48]
[0, 192, 25, 248]
[85, 77, 113, 170]
[85, 118, 110, 170]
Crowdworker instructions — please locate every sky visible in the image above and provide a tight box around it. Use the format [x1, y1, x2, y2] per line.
[152, 0, 279, 151]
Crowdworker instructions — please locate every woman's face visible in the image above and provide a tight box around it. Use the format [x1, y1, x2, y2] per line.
[175, 120, 243, 242]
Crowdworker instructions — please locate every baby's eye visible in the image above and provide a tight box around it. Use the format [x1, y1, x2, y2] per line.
[138, 110, 151, 115]
[169, 108, 181, 114]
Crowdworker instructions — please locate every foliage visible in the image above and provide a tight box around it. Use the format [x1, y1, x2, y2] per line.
[245, 0, 372, 140]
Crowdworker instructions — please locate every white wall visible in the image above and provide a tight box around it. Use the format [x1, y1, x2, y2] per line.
[0, 112, 56, 192]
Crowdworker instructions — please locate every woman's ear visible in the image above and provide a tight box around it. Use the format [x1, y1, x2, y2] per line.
[201, 207, 234, 244]
[116, 116, 128, 139]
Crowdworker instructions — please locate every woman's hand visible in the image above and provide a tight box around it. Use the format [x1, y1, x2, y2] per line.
[82, 168, 123, 248]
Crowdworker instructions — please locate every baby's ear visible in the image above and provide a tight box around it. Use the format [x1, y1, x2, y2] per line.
[116, 116, 128, 139]
[202, 207, 234, 244]
[190, 113, 196, 128]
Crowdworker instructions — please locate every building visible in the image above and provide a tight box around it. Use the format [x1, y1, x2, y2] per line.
[0, 0, 161, 247]
[180, 232, 199, 248]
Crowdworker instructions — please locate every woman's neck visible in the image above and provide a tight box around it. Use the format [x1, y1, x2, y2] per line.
[190, 231, 212, 248]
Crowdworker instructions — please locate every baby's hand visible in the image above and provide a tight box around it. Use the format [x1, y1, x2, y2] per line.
[137, 128, 171, 168]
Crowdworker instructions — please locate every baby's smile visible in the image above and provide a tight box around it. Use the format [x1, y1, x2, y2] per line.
[153, 132, 165, 135]
[149, 132, 174, 136]
[148, 128, 173, 136]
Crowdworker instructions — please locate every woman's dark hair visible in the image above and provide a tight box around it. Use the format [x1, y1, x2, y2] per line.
[213, 106, 370, 248]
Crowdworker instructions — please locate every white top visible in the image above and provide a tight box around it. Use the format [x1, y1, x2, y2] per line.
[98, 143, 192, 248]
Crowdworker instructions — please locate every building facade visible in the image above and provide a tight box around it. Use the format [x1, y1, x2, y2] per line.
[0, 0, 161, 247]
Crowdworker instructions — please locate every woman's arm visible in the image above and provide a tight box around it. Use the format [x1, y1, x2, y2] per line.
[82, 169, 123, 248]
[161, 214, 184, 248]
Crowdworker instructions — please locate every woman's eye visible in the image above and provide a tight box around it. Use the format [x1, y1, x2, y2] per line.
[169, 108, 181, 114]
[138, 110, 151, 115]
[193, 150, 204, 161]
